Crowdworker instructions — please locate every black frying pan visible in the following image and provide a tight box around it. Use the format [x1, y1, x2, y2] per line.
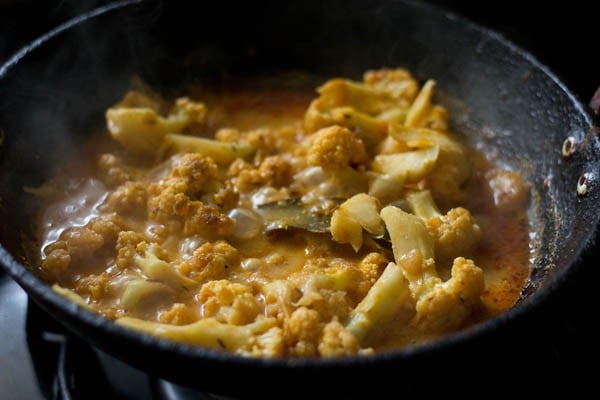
[1, 0, 598, 397]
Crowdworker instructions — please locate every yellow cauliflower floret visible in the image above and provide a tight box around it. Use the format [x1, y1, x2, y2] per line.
[407, 190, 481, 262]
[182, 201, 235, 238]
[115, 230, 146, 270]
[412, 257, 484, 333]
[106, 93, 207, 156]
[41, 245, 71, 277]
[86, 213, 125, 243]
[146, 177, 190, 221]
[231, 155, 292, 192]
[262, 280, 301, 323]
[242, 128, 280, 157]
[426, 207, 482, 262]
[106, 181, 147, 215]
[145, 155, 232, 237]
[485, 168, 530, 213]
[171, 153, 219, 195]
[59, 226, 108, 261]
[363, 68, 419, 103]
[172, 97, 207, 132]
[358, 252, 388, 286]
[42, 214, 125, 278]
[73, 272, 112, 302]
[246, 327, 285, 358]
[283, 306, 322, 357]
[298, 288, 353, 323]
[318, 319, 360, 357]
[159, 303, 199, 325]
[307, 125, 367, 169]
[177, 241, 239, 283]
[98, 153, 132, 187]
[293, 258, 368, 308]
[197, 280, 261, 325]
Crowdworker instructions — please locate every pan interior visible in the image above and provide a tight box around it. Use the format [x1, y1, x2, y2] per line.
[0, 0, 597, 390]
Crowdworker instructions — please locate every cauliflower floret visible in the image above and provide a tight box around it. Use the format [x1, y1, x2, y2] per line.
[214, 127, 241, 142]
[177, 241, 239, 283]
[42, 214, 125, 277]
[159, 303, 199, 325]
[147, 177, 190, 221]
[246, 327, 284, 358]
[305, 71, 420, 147]
[262, 280, 301, 322]
[115, 230, 146, 269]
[283, 306, 321, 357]
[291, 165, 369, 199]
[305, 98, 388, 147]
[134, 242, 197, 288]
[147, 182, 234, 240]
[197, 280, 261, 325]
[363, 68, 419, 103]
[293, 258, 370, 308]
[145, 156, 233, 237]
[59, 228, 104, 259]
[412, 257, 484, 333]
[106, 181, 147, 214]
[346, 261, 411, 343]
[41, 245, 71, 277]
[297, 288, 352, 323]
[88, 213, 126, 241]
[73, 272, 112, 302]
[485, 168, 529, 213]
[318, 319, 360, 357]
[256, 156, 292, 188]
[407, 190, 481, 261]
[358, 252, 388, 285]
[171, 153, 219, 195]
[182, 201, 235, 238]
[378, 206, 484, 335]
[306, 125, 367, 169]
[212, 180, 239, 209]
[98, 153, 132, 187]
[427, 207, 481, 262]
[243, 128, 279, 155]
[106, 94, 207, 156]
[231, 155, 292, 192]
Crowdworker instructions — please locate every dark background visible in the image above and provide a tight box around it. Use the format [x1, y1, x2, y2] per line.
[1, 0, 598, 394]
[1, 0, 597, 102]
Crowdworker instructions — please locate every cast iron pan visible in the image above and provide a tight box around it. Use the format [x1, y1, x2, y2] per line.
[1, 0, 599, 397]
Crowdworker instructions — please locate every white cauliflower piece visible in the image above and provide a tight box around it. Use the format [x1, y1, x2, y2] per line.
[380, 205, 484, 334]
[406, 190, 481, 261]
[106, 95, 206, 156]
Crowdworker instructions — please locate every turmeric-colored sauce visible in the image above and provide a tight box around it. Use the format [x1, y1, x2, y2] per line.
[35, 70, 530, 357]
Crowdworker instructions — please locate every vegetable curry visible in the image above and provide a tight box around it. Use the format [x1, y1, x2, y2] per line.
[36, 69, 530, 357]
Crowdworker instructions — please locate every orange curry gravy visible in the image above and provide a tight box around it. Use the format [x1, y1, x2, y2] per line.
[35, 70, 530, 357]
